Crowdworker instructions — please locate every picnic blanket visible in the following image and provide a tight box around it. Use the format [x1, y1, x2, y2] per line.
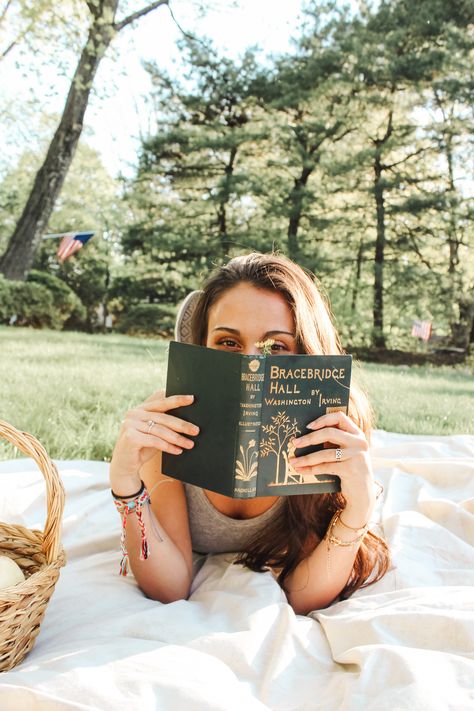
[0, 429, 473, 710]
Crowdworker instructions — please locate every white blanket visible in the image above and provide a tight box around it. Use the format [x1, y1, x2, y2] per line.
[0, 430, 473, 710]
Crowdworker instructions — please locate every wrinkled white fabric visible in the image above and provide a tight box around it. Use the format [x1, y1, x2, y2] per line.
[0, 430, 473, 711]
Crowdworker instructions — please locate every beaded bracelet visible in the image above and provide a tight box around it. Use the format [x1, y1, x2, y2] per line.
[112, 480, 150, 576]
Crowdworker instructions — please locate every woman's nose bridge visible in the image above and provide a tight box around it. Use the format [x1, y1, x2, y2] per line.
[242, 340, 261, 356]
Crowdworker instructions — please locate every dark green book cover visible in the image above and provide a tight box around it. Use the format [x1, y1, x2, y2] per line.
[163, 341, 352, 498]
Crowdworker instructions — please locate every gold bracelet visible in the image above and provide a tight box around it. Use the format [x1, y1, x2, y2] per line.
[324, 511, 369, 577]
[337, 512, 369, 533]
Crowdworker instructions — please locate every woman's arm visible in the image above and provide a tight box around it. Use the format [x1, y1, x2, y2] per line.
[119, 459, 193, 603]
[109, 391, 197, 603]
[285, 411, 376, 615]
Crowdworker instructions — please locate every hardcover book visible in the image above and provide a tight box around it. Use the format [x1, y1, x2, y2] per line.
[163, 341, 352, 498]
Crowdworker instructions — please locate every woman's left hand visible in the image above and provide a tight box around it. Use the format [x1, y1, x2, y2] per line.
[289, 411, 376, 526]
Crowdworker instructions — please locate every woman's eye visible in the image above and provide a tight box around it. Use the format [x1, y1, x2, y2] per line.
[271, 343, 287, 352]
[218, 339, 240, 348]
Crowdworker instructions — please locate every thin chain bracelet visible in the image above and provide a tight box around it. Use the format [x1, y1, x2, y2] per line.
[324, 510, 369, 578]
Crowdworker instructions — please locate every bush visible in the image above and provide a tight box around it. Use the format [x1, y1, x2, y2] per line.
[8, 280, 55, 328]
[0, 275, 14, 323]
[115, 303, 177, 337]
[0, 270, 87, 329]
[27, 270, 86, 329]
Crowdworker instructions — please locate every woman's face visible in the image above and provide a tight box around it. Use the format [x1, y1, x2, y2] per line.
[205, 283, 298, 356]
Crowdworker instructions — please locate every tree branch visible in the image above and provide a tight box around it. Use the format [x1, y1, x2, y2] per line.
[114, 0, 169, 32]
[0, 0, 13, 28]
[166, 1, 199, 41]
[382, 146, 428, 171]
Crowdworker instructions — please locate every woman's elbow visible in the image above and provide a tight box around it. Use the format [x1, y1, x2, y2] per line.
[139, 577, 191, 604]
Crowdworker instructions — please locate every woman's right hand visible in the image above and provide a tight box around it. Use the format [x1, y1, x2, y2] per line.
[109, 390, 199, 487]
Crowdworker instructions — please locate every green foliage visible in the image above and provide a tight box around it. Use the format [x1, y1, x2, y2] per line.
[6, 280, 54, 327]
[1, 0, 473, 353]
[115, 303, 177, 337]
[27, 269, 86, 326]
[0, 275, 14, 321]
[0, 271, 87, 329]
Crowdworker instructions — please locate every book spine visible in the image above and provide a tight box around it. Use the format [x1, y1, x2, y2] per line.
[232, 356, 265, 498]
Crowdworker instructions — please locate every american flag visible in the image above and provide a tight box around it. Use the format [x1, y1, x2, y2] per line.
[43, 231, 95, 263]
[411, 320, 432, 342]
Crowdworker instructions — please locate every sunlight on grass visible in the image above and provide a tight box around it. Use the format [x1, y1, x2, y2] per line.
[1, 327, 473, 462]
[357, 361, 474, 435]
[0, 327, 168, 461]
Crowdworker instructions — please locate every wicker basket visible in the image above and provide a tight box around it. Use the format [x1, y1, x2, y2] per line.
[0, 420, 66, 672]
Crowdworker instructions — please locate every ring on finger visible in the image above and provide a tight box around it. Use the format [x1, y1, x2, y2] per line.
[146, 419, 156, 435]
[335, 447, 343, 461]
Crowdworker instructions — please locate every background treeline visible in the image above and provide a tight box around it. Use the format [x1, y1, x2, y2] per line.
[0, 0, 473, 351]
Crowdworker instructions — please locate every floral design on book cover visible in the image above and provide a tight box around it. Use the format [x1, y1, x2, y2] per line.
[235, 439, 258, 482]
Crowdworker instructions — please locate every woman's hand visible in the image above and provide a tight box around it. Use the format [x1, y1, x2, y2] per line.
[109, 390, 199, 487]
[290, 411, 375, 527]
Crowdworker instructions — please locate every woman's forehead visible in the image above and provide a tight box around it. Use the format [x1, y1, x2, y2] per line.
[207, 283, 294, 330]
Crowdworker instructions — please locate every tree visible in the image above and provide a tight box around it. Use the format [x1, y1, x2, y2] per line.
[0, 0, 169, 281]
[121, 37, 267, 302]
[332, 0, 474, 348]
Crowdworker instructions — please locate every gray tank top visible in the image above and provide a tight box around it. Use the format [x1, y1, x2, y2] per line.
[184, 483, 283, 554]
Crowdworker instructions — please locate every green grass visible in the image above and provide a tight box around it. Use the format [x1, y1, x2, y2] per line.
[0, 326, 168, 461]
[356, 361, 474, 435]
[0, 327, 472, 462]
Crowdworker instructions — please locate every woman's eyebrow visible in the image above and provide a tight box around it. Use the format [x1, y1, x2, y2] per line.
[212, 326, 241, 334]
[264, 330, 296, 338]
[211, 327, 295, 338]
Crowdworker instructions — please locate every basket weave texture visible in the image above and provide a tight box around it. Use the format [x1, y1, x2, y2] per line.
[0, 420, 66, 672]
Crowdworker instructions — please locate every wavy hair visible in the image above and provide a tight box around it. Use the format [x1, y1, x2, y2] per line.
[191, 252, 390, 599]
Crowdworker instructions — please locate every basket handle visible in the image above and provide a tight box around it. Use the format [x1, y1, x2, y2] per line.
[0, 420, 65, 564]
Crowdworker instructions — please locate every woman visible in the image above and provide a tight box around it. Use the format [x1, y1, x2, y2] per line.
[109, 252, 390, 615]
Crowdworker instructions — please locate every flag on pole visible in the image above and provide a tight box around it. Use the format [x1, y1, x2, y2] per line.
[411, 319, 432, 342]
[43, 231, 95, 263]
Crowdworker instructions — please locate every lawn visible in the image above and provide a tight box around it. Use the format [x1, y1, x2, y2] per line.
[1, 326, 473, 462]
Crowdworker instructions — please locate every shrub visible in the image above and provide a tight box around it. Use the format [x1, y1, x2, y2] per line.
[27, 270, 86, 329]
[115, 303, 177, 337]
[0, 275, 14, 323]
[0, 271, 86, 329]
[8, 280, 55, 328]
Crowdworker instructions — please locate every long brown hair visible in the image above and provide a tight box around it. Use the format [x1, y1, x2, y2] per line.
[191, 252, 390, 599]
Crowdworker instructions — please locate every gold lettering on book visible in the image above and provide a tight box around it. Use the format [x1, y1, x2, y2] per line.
[269, 382, 301, 394]
[318, 394, 343, 407]
[241, 373, 264, 382]
[264, 398, 311, 406]
[269, 365, 345, 381]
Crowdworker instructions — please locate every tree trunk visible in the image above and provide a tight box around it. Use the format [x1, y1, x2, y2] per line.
[0, 5, 118, 280]
[0, 0, 167, 281]
[216, 145, 238, 257]
[444, 132, 467, 347]
[372, 148, 386, 349]
[371, 111, 393, 350]
[349, 237, 364, 343]
[287, 165, 313, 261]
